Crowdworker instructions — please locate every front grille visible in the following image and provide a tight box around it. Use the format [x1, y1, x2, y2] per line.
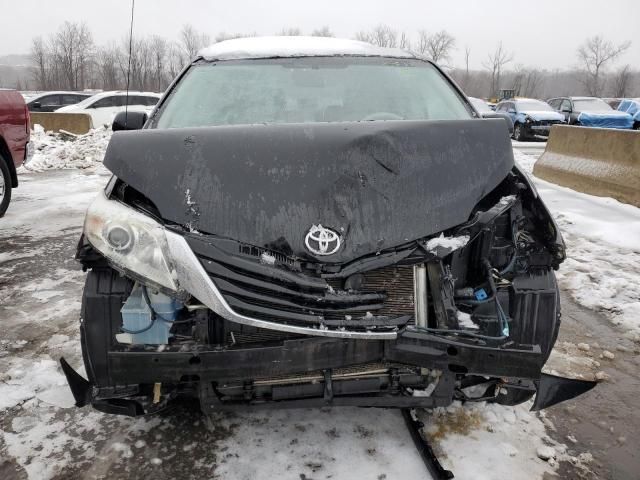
[536, 120, 562, 126]
[187, 237, 414, 330]
[326, 266, 415, 318]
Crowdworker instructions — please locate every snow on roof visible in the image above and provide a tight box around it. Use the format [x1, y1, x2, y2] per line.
[199, 36, 416, 61]
[84, 90, 161, 100]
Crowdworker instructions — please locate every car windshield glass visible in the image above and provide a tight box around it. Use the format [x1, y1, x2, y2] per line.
[469, 97, 492, 113]
[154, 57, 472, 128]
[516, 100, 554, 112]
[573, 99, 613, 112]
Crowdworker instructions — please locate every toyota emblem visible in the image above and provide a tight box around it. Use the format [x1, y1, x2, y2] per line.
[304, 224, 341, 256]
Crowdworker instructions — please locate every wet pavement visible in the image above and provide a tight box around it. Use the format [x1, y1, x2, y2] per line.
[549, 293, 640, 480]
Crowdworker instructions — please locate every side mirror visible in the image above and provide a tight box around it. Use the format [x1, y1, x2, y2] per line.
[31, 101, 41, 109]
[112, 111, 148, 131]
[508, 109, 516, 114]
[561, 108, 571, 113]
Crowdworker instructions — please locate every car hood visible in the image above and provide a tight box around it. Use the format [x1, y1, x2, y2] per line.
[520, 110, 564, 122]
[56, 105, 81, 113]
[104, 119, 514, 263]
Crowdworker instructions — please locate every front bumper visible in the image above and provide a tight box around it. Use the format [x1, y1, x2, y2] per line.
[526, 121, 563, 137]
[60, 325, 596, 415]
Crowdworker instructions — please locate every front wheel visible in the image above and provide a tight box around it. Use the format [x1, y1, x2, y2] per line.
[0, 155, 12, 218]
[513, 123, 527, 141]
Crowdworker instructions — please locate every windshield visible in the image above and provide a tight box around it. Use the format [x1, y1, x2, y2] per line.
[154, 57, 472, 128]
[573, 99, 613, 113]
[469, 97, 492, 113]
[516, 100, 554, 112]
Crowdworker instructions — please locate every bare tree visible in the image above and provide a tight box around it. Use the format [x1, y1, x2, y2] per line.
[356, 25, 397, 47]
[167, 42, 186, 79]
[424, 30, 456, 64]
[30, 36, 48, 90]
[96, 44, 121, 90]
[399, 32, 411, 50]
[464, 46, 471, 75]
[612, 64, 632, 98]
[416, 30, 429, 55]
[180, 24, 211, 61]
[458, 45, 471, 91]
[311, 26, 333, 37]
[482, 42, 514, 97]
[49, 22, 94, 90]
[150, 36, 168, 92]
[279, 27, 302, 36]
[512, 65, 543, 97]
[577, 35, 631, 96]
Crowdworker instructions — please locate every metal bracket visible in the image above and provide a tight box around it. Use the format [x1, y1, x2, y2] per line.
[531, 373, 597, 411]
[323, 369, 333, 403]
[402, 408, 454, 479]
[59, 357, 92, 408]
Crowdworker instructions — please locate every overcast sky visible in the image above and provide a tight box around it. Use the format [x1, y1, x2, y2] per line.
[1, 0, 638, 70]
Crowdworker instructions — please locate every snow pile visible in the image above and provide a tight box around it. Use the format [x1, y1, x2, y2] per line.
[200, 35, 413, 61]
[20, 124, 112, 171]
[0, 357, 74, 411]
[514, 149, 640, 336]
[423, 401, 592, 479]
[426, 233, 470, 254]
[544, 341, 604, 381]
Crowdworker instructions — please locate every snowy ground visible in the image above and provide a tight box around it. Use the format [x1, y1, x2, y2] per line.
[0, 129, 638, 479]
[514, 151, 640, 339]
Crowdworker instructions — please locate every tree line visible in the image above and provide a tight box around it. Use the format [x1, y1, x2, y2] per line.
[27, 22, 637, 99]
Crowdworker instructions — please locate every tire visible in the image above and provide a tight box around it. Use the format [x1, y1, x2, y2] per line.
[513, 123, 526, 141]
[634, 121, 640, 131]
[0, 154, 12, 218]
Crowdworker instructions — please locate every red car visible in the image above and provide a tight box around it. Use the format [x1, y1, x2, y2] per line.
[0, 89, 30, 217]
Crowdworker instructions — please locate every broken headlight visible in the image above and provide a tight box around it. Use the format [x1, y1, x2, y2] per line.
[84, 191, 178, 292]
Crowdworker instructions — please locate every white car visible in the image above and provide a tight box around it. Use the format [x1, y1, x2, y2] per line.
[56, 91, 161, 128]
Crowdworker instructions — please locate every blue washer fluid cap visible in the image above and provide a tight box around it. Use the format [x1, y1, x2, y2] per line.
[474, 288, 488, 301]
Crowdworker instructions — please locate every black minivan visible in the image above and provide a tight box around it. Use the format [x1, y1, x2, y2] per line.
[61, 37, 595, 417]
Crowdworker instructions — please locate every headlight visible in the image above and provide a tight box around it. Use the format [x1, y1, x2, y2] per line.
[84, 191, 178, 291]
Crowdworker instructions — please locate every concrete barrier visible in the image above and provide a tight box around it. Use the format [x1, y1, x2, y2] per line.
[30, 112, 93, 135]
[533, 125, 640, 207]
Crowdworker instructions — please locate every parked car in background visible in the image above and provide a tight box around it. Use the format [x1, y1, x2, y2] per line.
[603, 98, 623, 109]
[60, 36, 593, 418]
[494, 98, 565, 141]
[26, 91, 92, 112]
[56, 91, 161, 128]
[0, 89, 30, 217]
[469, 96, 514, 134]
[617, 98, 640, 130]
[547, 96, 634, 129]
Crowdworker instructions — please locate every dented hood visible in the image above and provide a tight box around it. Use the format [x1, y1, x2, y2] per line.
[104, 119, 514, 262]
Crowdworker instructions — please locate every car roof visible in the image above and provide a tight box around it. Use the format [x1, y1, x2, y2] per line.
[84, 91, 161, 100]
[27, 91, 92, 101]
[199, 36, 417, 61]
[569, 96, 600, 100]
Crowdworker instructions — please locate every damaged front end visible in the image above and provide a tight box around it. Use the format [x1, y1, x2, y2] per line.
[63, 119, 595, 416]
